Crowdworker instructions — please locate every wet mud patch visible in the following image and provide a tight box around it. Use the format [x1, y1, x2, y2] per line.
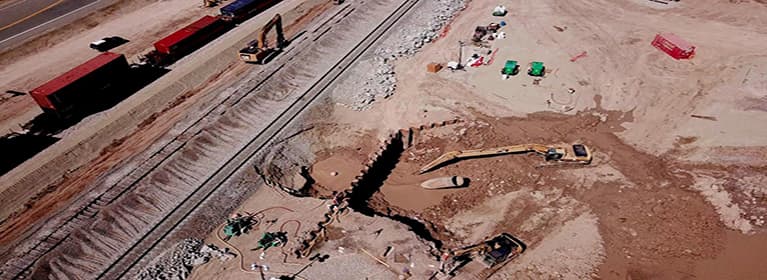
[295, 101, 767, 279]
[334, 105, 767, 278]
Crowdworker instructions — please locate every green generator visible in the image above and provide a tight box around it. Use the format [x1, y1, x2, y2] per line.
[502, 60, 519, 75]
[528, 61, 545, 77]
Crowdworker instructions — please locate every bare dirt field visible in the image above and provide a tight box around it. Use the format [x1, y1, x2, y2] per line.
[0, 0, 331, 269]
[4, 0, 767, 278]
[187, 184, 441, 280]
[200, 0, 767, 279]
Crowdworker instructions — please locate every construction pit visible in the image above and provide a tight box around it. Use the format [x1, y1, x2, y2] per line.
[182, 0, 767, 277]
[3, 0, 767, 279]
[183, 107, 767, 279]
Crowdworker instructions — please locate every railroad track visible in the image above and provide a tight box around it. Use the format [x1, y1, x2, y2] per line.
[2, 0, 422, 278]
[2, 5, 347, 278]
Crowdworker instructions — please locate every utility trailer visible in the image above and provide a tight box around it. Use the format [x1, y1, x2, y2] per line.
[220, 0, 282, 22]
[30, 52, 130, 118]
[145, 15, 233, 66]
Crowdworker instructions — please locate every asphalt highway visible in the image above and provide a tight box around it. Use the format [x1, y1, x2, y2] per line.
[0, 0, 101, 50]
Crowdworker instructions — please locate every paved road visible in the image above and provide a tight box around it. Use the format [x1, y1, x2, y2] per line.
[0, 0, 101, 50]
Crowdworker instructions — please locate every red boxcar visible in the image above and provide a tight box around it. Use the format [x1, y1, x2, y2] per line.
[153, 15, 232, 59]
[651, 33, 695, 60]
[30, 52, 129, 116]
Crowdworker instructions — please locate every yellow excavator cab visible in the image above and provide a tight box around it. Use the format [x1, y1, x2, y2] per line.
[239, 14, 287, 64]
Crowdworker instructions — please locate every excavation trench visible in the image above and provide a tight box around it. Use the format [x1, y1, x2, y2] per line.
[345, 133, 444, 249]
[255, 121, 467, 257]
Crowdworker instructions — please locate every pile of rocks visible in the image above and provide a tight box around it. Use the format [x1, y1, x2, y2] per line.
[343, 0, 467, 110]
[136, 239, 234, 280]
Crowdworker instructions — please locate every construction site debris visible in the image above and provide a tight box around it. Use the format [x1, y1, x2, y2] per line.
[200, 244, 237, 261]
[427, 62, 444, 73]
[339, 0, 467, 111]
[136, 239, 229, 280]
[421, 176, 467, 189]
[492, 5, 508, 16]
[570, 51, 587, 62]
[690, 114, 718, 121]
[651, 33, 695, 60]
[446, 61, 461, 71]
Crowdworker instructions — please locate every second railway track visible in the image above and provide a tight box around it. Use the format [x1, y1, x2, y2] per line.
[2, 0, 422, 278]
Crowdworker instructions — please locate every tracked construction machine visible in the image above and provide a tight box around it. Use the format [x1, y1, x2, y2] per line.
[440, 233, 525, 278]
[239, 14, 288, 64]
[419, 143, 592, 174]
[223, 213, 255, 240]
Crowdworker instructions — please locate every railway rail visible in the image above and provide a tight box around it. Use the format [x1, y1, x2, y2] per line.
[1, 0, 422, 278]
[0, 3, 360, 278]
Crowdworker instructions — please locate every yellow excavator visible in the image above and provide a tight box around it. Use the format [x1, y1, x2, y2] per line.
[239, 14, 288, 64]
[203, 0, 218, 7]
[419, 143, 592, 174]
[440, 233, 526, 277]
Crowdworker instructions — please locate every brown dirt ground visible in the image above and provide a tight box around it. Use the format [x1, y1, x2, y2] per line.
[191, 0, 767, 278]
[7, 0, 764, 278]
[316, 107, 767, 278]
[188, 182, 441, 280]
[316, 0, 767, 278]
[0, 0, 332, 257]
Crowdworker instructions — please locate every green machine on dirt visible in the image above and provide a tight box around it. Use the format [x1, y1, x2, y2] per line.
[528, 61, 545, 77]
[223, 214, 254, 240]
[253, 231, 288, 251]
[501, 60, 519, 79]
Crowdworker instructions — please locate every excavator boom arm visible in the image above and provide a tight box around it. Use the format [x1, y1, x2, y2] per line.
[419, 143, 591, 173]
[258, 14, 285, 49]
[419, 144, 549, 173]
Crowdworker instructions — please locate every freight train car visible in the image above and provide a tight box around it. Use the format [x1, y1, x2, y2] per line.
[145, 15, 233, 66]
[220, 0, 281, 22]
[30, 52, 130, 117]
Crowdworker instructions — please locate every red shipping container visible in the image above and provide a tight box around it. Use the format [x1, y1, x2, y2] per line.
[154, 15, 230, 56]
[651, 33, 695, 60]
[30, 52, 129, 113]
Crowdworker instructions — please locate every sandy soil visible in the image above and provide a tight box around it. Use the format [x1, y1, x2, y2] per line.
[188, 183, 440, 280]
[0, 0, 331, 263]
[299, 0, 767, 278]
[8, 0, 762, 278]
[0, 0, 213, 133]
